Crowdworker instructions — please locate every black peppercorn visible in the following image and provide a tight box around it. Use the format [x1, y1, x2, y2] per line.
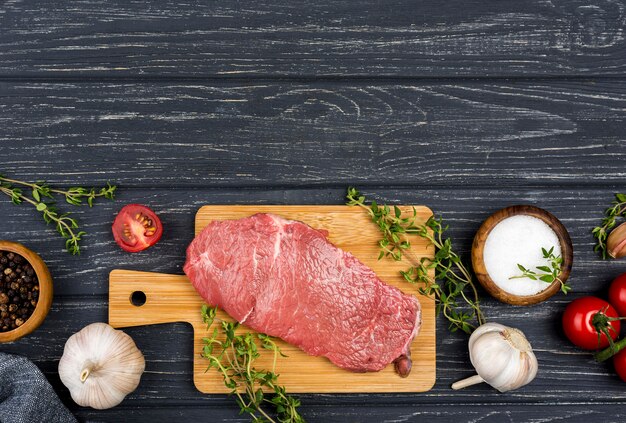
[0, 251, 39, 332]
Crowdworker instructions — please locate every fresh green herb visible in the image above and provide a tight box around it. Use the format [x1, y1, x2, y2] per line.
[346, 187, 485, 334]
[593, 193, 626, 259]
[509, 247, 570, 295]
[200, 305, 304, 423]
[0, 174, 116, 255]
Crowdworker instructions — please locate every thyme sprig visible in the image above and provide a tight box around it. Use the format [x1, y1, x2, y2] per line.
[201, 305, 305, 423]
[592, 193, 626, 259]
[510, 247, 570, 295]
[346, 187, 485, 334]
[0, 176, 116, 206]
[0, 174, 116, 255]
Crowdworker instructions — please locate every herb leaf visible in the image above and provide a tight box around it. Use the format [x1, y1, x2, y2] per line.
[510, 247, 571, 294]
[593, 193, 626, 259]
[346, 187, 485, 334]
[201, 306, 305, 423]
[0, 174, 116, 254]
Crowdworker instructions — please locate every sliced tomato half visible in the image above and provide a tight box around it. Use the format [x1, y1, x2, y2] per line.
[112, 204, 163, 252]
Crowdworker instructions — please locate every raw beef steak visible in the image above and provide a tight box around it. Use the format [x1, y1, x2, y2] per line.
[184, 213, 421, 376]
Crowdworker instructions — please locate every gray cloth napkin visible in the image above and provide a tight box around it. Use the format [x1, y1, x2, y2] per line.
[0, 352, 77, 423]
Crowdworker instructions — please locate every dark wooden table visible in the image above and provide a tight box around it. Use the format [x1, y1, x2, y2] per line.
[1, 0, 626, 421]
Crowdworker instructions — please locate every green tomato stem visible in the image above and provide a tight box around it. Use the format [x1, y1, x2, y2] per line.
[595, 336, 626, 362]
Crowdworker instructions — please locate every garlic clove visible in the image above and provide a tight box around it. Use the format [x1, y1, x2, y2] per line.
[607, 222, 626, 259]
[452, 322, 538, 393]
[59, 323, 145, 410]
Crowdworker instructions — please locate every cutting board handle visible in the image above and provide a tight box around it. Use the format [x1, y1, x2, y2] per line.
[109, 269, 204, 329]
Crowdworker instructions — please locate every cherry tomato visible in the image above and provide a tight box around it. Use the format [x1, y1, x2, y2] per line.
[609, 273, 626, 317]
[112, 204, 162, 252]
[614, 348, 626, 382]
[562, 296, 621, 350]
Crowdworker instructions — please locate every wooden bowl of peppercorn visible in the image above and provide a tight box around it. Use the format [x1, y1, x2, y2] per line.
[0, 241, 52, 343]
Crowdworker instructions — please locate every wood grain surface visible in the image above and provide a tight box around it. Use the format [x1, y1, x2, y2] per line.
[1, 0, 626, 421]
[0, 80, 625, 188]
[0, 0, 624, 77]
[109, 205, 435, 393]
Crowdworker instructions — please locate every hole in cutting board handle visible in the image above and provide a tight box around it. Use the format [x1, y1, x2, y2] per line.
[130, 291, 147, 307]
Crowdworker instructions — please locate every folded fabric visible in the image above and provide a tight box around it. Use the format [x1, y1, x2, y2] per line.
[0, 352, 77, 423]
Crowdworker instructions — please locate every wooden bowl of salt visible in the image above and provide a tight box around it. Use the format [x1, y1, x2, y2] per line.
[472, 205, 573, 306]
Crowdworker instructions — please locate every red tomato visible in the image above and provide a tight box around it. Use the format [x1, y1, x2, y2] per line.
[562, 296, 621, 350]
[112, 204, 163, 252]
[609, 273, 626, 317]
[614, 348, 626, 382]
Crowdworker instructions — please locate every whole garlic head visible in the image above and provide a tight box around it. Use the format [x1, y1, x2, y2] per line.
[452, 322, 538, 393]
[607, 222, 626, 259]
[59, 323, 145, 409]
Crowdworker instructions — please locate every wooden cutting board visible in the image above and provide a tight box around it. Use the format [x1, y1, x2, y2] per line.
[109, 205, 436, 393]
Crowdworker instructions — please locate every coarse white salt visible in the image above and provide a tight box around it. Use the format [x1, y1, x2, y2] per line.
[483, 214, 561, 297]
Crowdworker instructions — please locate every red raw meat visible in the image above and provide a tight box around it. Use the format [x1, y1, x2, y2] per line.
[184, 213, 421, 376]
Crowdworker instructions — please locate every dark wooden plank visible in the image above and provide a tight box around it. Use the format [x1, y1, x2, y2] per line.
[1, 186, 622, 298]
[70, 403, 626, 423]
[0, 0, 625, 78]
[4, 299, 626, 415]
[6, 296, 626, 404]
[1, 80, 625, 188]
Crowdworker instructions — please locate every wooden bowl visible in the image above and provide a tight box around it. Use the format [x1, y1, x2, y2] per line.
[0, 241, 53, 342]
[472, 205, 573, 306]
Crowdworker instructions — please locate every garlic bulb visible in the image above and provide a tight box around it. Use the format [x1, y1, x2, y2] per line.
[607, 222, 626, 259]
[59, 323, 145, 409]
[451, 322, 538, 392]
